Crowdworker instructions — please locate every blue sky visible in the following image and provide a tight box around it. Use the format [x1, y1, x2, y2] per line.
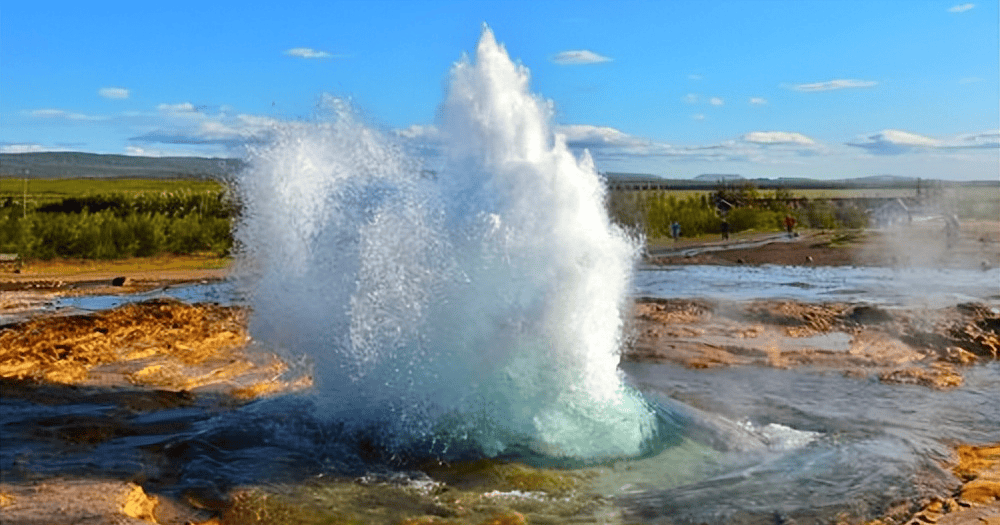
[2, 0, 997, 180]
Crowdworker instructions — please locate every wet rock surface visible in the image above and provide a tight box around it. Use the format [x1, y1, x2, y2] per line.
[626, 298, 999, 390]
[0, 298, 298, 396]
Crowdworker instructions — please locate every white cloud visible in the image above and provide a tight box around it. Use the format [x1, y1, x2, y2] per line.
[98, 87, 130, 99]
[554, 125, 827, 166]
[846, 129, 999, 155]
[743, 131, 815, 145]
[285, 47, 333, 59]
[688, 74, 703, 81]
[692, 114, 706, 121]
[551, 50, 612, 65]
[124, 145, 210, 157]
[685, 94, 726, 106]
[959, 77, 983, 84]
[749, 97, 768, 105]
[948, 3, 975, 12]
[790, 79, 878, 92]
[951, 130, 1000, 149]
[848, 129, 941, 154]
[1, 143, 58, 153]
[557, 124, 649, 150]
[157, 102, 198, 114]
[129, 104, 281, 149]
[28, 108, 107, 121]
[391, 121, 832, 170]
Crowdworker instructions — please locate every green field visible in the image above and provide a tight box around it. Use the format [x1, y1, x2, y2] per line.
[0, 177, 225, 207]
[1, 177, 235, 260]
[607, 183, 999, 241]
[1, 176, 995, 260]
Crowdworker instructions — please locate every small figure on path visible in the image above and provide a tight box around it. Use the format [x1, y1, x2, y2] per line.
[720, 218, 730, 241]
[670, 221, 681, 242]
[784, 214, 796, 237]
[944, 214, 960, 249]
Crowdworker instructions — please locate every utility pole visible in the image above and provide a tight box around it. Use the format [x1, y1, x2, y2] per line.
[23, 170, 29, 218]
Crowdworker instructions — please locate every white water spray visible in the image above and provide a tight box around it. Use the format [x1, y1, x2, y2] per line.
[237, 27, 659, 459]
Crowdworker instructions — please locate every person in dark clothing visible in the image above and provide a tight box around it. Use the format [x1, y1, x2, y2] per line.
[784, 215, 796, 237]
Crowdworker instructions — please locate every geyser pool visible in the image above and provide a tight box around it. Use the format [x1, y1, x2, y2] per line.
[236, 26, 661, 460]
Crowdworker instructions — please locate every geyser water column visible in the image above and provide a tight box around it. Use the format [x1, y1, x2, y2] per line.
[237, 26, 661, 460]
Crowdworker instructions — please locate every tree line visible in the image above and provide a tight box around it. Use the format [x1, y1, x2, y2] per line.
[607, 182, 868, 240]
[0, 190, 235, 260]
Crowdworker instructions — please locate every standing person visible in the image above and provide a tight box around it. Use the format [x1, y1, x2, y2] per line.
[670, 221, 681, 242]
[784, 214, 796, 237]
[945, 214, 960, 249]
[721, 218, 730, 241]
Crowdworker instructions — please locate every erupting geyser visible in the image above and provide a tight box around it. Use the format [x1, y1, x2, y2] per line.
[236, 26, 661, 460]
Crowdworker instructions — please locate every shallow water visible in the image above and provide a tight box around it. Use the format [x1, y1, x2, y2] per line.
[6, 23, 997, 522]
[635, 264, 1000, 307]
[3, 353, 997, 523]
[37, 262, 1000, 315]
[614, 361, 1000, 522]
[54, 281, 243, 312]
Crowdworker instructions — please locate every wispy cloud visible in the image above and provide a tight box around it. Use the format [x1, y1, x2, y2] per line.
[952, 130, 1000, 149]
[847, 129, 999, 155]
[551, 50, 612, 65]
[548, 124, 825, 165]
[124, 145, 210, 157]
[156, 102, 199, 115]
[395, 124, 442, 141]
[691, 114, 706, 121]
[948, 3, 975, 13]
[128, 102, 281, 149]
[743, 131, 815, 145]
[284, 47, 334, 59]
[0, 142, 68, 153]
[749, 97, 768, 105]
[98, 87, 130, 100]
[557, 125, 650, 150]
[685, 94, 726, 106]
[847, 129, 941, 154]
[27, 108, 107, 121]
[790, 79, 878, 92]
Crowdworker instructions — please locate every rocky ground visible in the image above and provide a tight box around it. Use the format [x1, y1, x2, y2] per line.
[1, 222, 997, 524]
[626, 298, 998, 390]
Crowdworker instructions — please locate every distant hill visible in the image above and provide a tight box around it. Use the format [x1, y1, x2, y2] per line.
[845, 174, 917, 186]
[604, 171, 996, 190]
[3, 153, 995, 189]
[0, 152, 242, 180]
[693, 173, 744, 183]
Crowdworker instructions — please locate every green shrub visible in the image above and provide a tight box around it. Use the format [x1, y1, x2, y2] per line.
[0, 190, 234, 260]
[607, 186, 871, 241]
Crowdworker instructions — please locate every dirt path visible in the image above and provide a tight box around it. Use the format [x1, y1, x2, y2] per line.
[646, 219, 1000, 269]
